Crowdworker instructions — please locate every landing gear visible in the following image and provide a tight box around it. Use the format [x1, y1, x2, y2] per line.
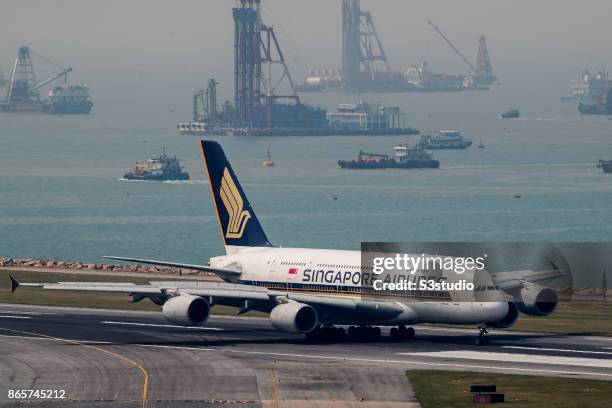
[305, 326, 346, 342]
[390, 325, 416, 340]
[347, 325, 381, 341]
[475, 325, 491, 346]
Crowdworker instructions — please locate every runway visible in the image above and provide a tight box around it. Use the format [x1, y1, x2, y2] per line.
[1, 304, 612, 407]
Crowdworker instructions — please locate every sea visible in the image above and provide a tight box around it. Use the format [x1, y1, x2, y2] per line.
[1, 78, 612, 267]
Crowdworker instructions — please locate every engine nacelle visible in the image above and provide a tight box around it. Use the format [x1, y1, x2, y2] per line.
[162, 294, 210, 326]
[488, 301, 519, 328]
[516, 283, 558, 316]
[270, 302, 318, 334]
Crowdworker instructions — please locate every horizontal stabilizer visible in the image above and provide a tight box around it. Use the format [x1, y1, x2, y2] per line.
[102, 256, 241, 279]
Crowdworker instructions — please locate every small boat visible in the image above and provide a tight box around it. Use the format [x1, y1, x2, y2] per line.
[338, 144, 439, 169]
[421, 130, 472, 149]
[262, 148, 274, 167]
[477, 139, 485, 149]
[501, 109, 520, 119]
[177, 121, 209, 135]
[124, 148, 190, 181]
[597, 160, 612, 173]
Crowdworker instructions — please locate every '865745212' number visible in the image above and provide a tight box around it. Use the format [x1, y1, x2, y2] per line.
[7, 389, 66, 399]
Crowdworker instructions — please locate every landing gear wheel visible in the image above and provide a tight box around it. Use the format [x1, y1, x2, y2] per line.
[348, 326, 381, 341]
[475, 325, 490, 346]
[392, 325, 415, 340]
[405, 326, 415, 339]
[390, 327, 399, 339]
[305, 326, 347, 342]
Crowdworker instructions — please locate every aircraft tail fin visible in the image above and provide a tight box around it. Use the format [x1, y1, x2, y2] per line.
[200, 140, 272, 253]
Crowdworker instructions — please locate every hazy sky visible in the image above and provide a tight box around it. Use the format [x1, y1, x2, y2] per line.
[2, 0, 612, 105]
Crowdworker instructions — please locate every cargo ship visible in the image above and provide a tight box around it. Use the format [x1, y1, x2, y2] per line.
[338, 144, 439, 169]
[421, 130, 472, 149]
[43, 85, 93, 114]
[124, 150, 190, 181]
[578, 89, 612, 115]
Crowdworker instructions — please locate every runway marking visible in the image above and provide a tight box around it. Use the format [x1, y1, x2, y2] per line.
[0, 315, 32, 319]
[0, 327, 149, 408]
[0, 333, 112, 344]
[132, 344, 612, 378]
[101, 321, 223, 331]
[401, 351, 612, 369]
[503, 345, 612, 356]
[0, 311, 57, 315]
[268, 364, 281, 408]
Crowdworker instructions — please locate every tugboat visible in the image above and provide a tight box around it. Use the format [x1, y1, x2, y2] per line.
[501, 109, 520, 119]
[262, 148, 274, 167]
[124, 149, 190, 181]
[597, 160, 612, 173]
[338, 144, 439, 169]
[421, 130, 472, 149]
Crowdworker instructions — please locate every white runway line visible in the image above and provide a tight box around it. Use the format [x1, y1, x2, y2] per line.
[503, 345, 612, 356]
[0, 315, 32, 319]
[0, 333, 112, 344]
[133, 344, 612, 378]
[0, 311, 57, 315]
[101, 321, 223, 331]
[401, 350, 612, 369]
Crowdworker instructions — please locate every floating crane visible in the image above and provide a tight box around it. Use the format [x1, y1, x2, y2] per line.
[427, 20, 496, 87]
[28, 67, 72, 95]
[1, 46, 92, 114]
[5, 47, 71, 104]
[342, 0, 392, 92]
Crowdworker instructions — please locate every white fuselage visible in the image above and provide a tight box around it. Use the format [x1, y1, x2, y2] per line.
[210, 246, 510, 326]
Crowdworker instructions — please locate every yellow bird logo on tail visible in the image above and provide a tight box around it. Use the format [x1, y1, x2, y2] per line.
[220, 168, 252, 239]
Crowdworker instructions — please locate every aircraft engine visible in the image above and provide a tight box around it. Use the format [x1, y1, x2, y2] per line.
[516, 282, 558, 316]
[488, 301, 518, 328]
[270, 302, 318, 334]
[162, 294, 210, 326]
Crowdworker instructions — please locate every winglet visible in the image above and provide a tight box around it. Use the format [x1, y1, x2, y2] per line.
[9, 274, 19, 294]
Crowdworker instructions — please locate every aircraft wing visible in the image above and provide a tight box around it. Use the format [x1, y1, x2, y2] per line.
[9, 275, 404, 318]
[102, 256, 241, 280]
[491, 267, 568, 291]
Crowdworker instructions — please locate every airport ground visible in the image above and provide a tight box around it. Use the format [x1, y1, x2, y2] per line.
[2, 269, 612, 335]
[2, 270, 612, 407]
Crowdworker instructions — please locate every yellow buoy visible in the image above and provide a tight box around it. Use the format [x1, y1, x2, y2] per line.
[262, 148, 274, 167]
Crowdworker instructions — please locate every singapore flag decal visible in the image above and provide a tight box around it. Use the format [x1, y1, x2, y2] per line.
[288, 268, 298, 275]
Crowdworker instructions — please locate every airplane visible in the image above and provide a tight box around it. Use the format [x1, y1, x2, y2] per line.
[9, 140, 562, 345]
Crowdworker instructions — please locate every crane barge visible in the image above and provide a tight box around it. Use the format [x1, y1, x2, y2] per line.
[0, 47, 93, 114]
[428, 20, 496, 88]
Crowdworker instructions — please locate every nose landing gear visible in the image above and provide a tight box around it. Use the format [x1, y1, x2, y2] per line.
[475, 324, 490, 346]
